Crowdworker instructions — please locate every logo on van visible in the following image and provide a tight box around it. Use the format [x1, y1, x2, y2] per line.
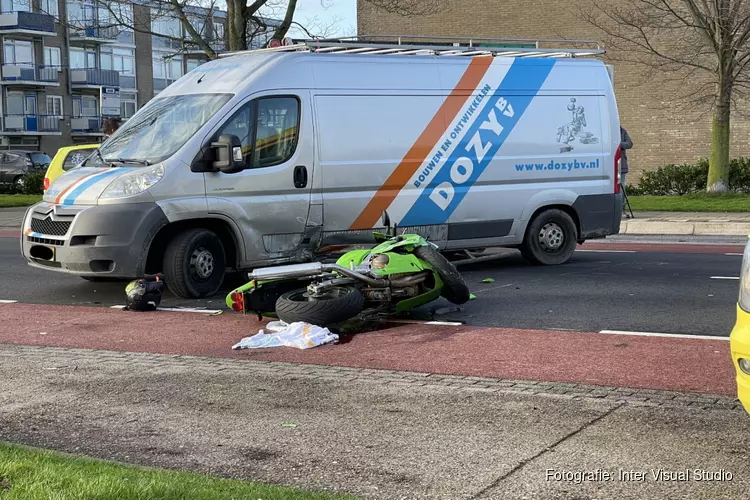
[556, 97, 598, 153]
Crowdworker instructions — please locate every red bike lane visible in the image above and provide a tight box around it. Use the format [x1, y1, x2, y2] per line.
[0, 302, 735, 396]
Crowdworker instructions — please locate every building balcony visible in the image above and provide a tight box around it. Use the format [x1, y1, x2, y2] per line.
[1, 64, 60, 86]
[1, 114, 61, 135]
[69, 25, 120, 45]
[0, 11, 56, 36]
[70, 68, 119, 88]
[71, 116, 103, 136]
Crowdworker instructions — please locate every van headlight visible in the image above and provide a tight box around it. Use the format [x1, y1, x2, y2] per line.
[740, 239, 750, 312]
[100, 164, 165, 199]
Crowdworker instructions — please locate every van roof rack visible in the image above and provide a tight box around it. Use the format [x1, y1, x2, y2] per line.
[219, 34, 605, 59]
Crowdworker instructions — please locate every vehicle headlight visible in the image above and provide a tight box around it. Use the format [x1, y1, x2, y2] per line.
[740, 238, 750, 312]
[100, 164, 165, 199]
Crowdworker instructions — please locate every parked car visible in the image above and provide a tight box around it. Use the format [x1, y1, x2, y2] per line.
[730, 234, 750, 414]
[21, 38, 623, 298]
[0, 150, 51, 189]
[43, 144, 99, 193]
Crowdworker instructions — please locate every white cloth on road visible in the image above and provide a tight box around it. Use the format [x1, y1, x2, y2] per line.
[232, 321, 339, 350]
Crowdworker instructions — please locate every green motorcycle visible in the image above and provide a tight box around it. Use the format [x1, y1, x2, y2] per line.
[226, 212, 470, 327]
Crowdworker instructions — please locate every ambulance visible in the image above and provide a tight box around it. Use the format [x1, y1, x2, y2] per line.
[20, 36, 623, 298]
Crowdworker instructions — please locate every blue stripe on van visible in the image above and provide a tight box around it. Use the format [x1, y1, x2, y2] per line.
[62, 169, 122, 206]
[399, 58, 557, 227]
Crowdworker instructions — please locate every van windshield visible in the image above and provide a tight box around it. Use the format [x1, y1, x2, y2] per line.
[96, 93, 233, 165]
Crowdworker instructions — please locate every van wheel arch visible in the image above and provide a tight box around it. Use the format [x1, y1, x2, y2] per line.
[523, 204, 581, 241]
[520, 205, 581, 266]
[145, 218, 241, 276]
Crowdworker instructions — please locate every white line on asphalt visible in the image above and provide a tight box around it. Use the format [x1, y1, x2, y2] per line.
[598, 330, 729, 341]
[710, 276, 740, 280]
[383, 318, 464, 326]
[110, 305, 222, 314]
[725, 253, 744, 256]
[577, 250, 637, 253]
[0, 300, 17, 304]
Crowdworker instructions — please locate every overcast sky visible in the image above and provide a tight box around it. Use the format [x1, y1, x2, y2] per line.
[287, 0, 357, 37]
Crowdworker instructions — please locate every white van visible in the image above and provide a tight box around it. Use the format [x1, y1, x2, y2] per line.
[21, 37, 623, 299]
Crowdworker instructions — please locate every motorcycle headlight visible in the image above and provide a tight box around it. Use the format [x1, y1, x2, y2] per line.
[100, 164, 165, 199]
[740, 238, 750, 312]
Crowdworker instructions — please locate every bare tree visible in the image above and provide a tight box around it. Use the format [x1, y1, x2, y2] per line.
[580, 0, 750, 192]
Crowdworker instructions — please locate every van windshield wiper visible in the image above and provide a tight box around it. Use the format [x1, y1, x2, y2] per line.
[107, 158, 152, 166]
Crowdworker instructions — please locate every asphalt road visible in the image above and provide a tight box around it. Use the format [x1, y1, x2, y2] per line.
[0, 236, 742, 337]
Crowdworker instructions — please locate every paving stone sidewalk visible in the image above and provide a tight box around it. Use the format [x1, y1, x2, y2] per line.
[1, 344, 748, 500]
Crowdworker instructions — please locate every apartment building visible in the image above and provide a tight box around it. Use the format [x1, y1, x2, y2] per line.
[0, 0, 255, 155]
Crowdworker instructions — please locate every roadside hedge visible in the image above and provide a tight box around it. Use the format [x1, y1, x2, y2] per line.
[631, 157, 750, 195]
[0, 169, 45, 195]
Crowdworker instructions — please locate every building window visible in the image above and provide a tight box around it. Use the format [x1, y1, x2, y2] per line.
[66, 0, 93, 28]
[72, 95, 98, 117]
[43, 46, 61, 68]
[6, 92, 24, 115]
[4, 39, 34, 65]
[151, 12, 181, 37]
[120, 91, 137, 119]
[152, 50, 183, 83]
[1, 0, 30, 13]
[39, 0, 58, 17]
[45, 95, 63, 118]
[69, 47, 96, 69]
[101, 46, 134, 76]
[213, 22, 224, 40]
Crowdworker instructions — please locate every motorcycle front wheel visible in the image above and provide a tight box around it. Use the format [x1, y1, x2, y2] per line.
[275, 285, 365, 326]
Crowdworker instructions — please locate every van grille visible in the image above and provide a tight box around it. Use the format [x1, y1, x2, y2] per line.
[31, 217, 71, 236]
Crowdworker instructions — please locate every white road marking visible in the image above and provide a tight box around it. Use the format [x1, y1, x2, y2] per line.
[725, 253, 744, 256]
[598, 330, 729, 341]
[0, 300, 17, 304]
[710, 276, 740, 280]
[577, 249, 636, 253]
[383, 318, 464, 326]
[110, 305, 222, 314]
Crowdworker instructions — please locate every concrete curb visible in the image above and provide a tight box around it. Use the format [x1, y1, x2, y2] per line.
[621, 219, 750, 236]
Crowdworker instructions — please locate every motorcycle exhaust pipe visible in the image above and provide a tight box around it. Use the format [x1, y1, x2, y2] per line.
[248, 262, 388, 287]
[248, 262, 325, 281]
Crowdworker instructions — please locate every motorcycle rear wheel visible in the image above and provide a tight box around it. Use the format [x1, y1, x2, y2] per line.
[275, 285, 365, 326]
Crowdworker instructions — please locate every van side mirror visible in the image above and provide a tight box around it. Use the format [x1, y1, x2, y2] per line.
[211, 134, 245, 174]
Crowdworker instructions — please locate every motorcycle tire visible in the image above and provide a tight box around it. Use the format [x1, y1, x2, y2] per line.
[275, 285, 365, 326]
[414, 245, 471, 305]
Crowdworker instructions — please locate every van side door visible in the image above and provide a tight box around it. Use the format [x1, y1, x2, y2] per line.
[204, 91, 314, 265]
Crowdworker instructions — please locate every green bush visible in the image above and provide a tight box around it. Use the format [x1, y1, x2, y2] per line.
[636, 157, 750, 195]
[17, 169, 45, 195]
[729, 157, 750, 193]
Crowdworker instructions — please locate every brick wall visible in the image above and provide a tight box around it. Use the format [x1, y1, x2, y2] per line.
[357, 0, 750, 184]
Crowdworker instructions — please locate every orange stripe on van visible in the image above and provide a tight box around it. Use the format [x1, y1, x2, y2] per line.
[348, 56, 494, 230]
[54, 169, 109, 205]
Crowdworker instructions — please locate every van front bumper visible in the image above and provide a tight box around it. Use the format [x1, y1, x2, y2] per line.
[730, 304, 750, 414]
[20, 202, 168, 278]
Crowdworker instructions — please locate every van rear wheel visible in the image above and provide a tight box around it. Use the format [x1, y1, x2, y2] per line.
[520, 209, 577, 266]
[163, 228, 226, 299]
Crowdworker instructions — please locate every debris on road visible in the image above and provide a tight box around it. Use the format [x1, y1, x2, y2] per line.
[481, 278, 496, 283]
[232, 321, 339, 350]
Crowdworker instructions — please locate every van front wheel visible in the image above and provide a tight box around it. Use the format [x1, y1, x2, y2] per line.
[520, 209, 577, 266]
[163, 228, 226, 299]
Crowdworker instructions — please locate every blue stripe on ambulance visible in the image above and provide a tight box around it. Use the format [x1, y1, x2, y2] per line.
[399, 58, 556, 226]
[61, 169, 122, 206]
